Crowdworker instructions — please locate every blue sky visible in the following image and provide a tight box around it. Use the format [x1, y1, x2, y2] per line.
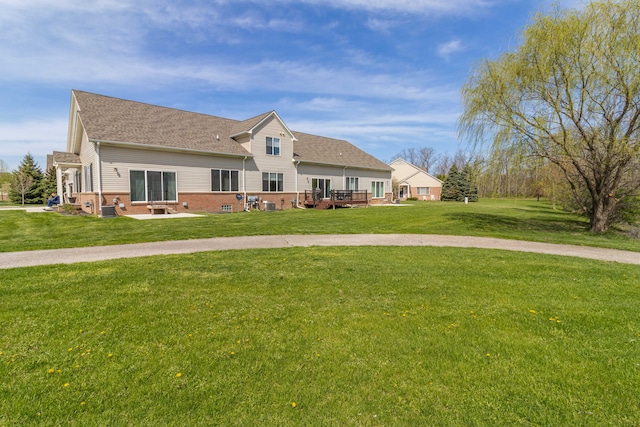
[0, 0, 583, 171]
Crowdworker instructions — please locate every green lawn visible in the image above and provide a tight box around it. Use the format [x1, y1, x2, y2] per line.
[1, 199, 638, 252]
[1, 247, 639, 425]
[1, 199, 639, 425]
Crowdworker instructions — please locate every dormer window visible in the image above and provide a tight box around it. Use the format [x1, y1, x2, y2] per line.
[266, 136, 280, 156]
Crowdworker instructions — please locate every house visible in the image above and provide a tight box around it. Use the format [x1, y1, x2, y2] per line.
[389, 158, 442, 201]
[51, 90, 393, 216]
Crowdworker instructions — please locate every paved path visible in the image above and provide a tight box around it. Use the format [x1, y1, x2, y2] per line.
[0, 234, 638, 269]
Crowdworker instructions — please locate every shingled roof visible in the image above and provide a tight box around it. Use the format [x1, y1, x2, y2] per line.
[73, 91, 250, 156]
[73, 90, 391, 170]
[293, 132, 391, 171]
[52, 150, 81, 164]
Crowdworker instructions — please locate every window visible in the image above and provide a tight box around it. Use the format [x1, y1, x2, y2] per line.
[371, 181, 385, 198]
[262, 172, 284, 192]
[417, 187, 430, 195]
[346, 177, 359, 191]
[84, 164, 93, 192]
[266, 137, 280, 156]
[130, 170, 177, 202]
[211, 169, 239, 192]
[75, 170, 82, 193]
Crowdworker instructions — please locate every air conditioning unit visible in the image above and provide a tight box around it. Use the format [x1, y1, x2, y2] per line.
[101, 205, 117, 218]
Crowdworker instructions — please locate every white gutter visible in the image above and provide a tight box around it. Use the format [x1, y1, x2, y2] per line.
[295, 158, 391, 172]
[90, 138, 253, 160]
[294, 160, 301, 206]
[242, 156, 248, 208]
[96, 141, 103, 213]
[343, 166, 347, 189]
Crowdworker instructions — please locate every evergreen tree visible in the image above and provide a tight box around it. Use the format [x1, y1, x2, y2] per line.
[441, 164, 461, 201]
[9, 153, 44, 204]
[40, 166, 58, 200]
[459, 164, 479, 202]
[442, 164, 479, 202]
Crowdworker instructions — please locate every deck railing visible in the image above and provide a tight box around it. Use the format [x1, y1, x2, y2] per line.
[330, 189, 368, 202]
[303, 189, 369, 207]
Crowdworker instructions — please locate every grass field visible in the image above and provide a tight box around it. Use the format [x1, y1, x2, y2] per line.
[1, 199, 639, 425]
[1, 247, 639, 425]
[1, 199, 638, 252]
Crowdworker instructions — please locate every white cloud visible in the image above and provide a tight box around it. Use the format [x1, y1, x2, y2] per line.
[0, 0, 486, 166]
[275, 0, 495, 15]
[0, 118, 67, 143]
[437, 39, 464, 58]
[0, 118, 68, 170]
[366, 18, 395, 33]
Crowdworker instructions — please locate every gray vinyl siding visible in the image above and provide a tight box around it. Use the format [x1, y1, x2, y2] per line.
[297, 164, 391, 193]
[245, 116, 296, 192]
[79, 136, 97, 192]
[297, 164, 345, 191]
[98, 145, 245, 193]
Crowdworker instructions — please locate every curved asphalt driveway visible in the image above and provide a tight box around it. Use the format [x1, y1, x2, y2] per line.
[0, 234, 638, 269]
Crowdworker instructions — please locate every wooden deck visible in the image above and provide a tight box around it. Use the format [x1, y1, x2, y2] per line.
[303, 190, 369, 209]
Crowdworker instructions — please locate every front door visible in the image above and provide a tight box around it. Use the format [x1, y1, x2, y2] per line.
[311, 178, 331, 198]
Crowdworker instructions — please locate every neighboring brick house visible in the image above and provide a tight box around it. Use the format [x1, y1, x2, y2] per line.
[389, 158, 442, 201]
[51, 90, 393, 216]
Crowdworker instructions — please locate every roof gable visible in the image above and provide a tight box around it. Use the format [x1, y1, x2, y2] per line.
[390, 158, 442, 183]
[230, 111, 296, 141]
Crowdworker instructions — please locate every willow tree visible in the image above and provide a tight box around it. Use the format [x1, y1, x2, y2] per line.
[459, 0, 640, 233]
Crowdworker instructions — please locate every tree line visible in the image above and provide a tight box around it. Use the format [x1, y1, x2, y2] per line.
[392, 143, 637, 230]
[394, 0, 640, 233]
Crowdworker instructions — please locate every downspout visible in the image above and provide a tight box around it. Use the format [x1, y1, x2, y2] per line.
[242, 156, 247, 209]
[294, 160, 300, 207]
[96, 141, 103, 214]
[343, 166, 347, 189]
[55, 165, 63, 202]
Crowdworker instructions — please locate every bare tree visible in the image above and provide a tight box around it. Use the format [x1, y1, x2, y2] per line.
[11, 170, 34, 206]
[433, 153, 452, 179]
[391, 146, 440, 174]
[0, 159, 9, 201]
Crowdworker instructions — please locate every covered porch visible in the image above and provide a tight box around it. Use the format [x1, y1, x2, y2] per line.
[51, 151, 83, 205]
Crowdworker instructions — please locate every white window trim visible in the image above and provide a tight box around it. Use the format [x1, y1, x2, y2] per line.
[346, 176, 359, 191]
[211, 169, 240, 192]
[262, 172, 284, 192]
[129, 169, 178, 203]
[371, 181, 385, 198]
[266, 136, 281, 156]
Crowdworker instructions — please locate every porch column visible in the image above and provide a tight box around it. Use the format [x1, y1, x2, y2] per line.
[55, 166, 64, 202]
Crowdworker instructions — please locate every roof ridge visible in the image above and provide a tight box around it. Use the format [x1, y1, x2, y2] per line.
[72, 89, 242, 123]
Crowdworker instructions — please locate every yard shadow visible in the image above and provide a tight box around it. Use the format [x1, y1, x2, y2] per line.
[444, 212, 588, 235]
